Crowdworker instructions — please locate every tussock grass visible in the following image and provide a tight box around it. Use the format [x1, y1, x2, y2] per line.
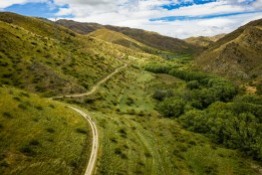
[0, 86, 91, 175]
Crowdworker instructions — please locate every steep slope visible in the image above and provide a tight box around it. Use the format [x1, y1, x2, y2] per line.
[0, 86, 91, 175]
[88, 28, 160, 54]
[56, 19, 102, 34]
[56, 19, 200, 54]
[0, 12, 127, 96]
[185, 34, 225, 48]
[196, 19, 262, 86]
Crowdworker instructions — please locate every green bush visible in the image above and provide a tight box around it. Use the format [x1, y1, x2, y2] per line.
[145, 64, 171, 74]
[76, 128, 88, 134]
[186, 80, 200, 90]
[158, 98, 185, 118]
[152, 89, 173, 101]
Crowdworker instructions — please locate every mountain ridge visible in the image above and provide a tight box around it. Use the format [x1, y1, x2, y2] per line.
[185, 34, 226, 48]
[56, 19, 201, 54]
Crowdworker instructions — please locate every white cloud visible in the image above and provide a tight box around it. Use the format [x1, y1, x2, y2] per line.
[1, 0, 262, 38]
[252, 0, 262, 9]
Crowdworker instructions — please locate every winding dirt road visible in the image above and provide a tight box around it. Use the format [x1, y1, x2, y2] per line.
[69, 107, 99, 175]
[52, 64, 128, 99]
[52, 64, 127, 175]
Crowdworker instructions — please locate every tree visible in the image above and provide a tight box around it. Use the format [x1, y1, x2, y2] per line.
[158, 98, 185, 118]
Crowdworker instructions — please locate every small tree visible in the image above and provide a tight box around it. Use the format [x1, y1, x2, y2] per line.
[158, 98, 185, 118]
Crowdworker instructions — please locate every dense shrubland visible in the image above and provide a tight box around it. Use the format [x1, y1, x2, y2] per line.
[146, 63, 262, 161]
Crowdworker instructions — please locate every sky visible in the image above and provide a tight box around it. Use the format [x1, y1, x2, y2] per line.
[0, 0, 262, 38]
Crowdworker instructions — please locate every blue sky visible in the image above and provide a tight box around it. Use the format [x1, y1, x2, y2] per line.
[0, 0, 262, 38]
[5, 3, 58, 18]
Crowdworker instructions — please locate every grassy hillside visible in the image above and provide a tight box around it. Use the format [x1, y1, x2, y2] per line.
[0, 12, 126, 96]
[185, 34, 225, 48]
[56, 20, 102, 35]
[195, 19, 262, 92]
[0, 86, 91, 175]
[56, 19, 201, 54]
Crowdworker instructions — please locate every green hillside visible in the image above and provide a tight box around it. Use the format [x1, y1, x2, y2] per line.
[0, 86, 91, 175]
[196, 19, 262, 93]
[0, 12, 125, 96]
[56, 20, 102, 35]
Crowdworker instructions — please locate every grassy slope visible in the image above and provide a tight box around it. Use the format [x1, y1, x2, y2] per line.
[62, 64, 259, 175]
[0, 12, 126, 96]
[196, 19, 262, 87]
[89, 28, 159, 53]
[185, 34, 225, 48]
[88, 28, 186, 59]
[56, 20, 103, 35]
[0, 86, 91, 175]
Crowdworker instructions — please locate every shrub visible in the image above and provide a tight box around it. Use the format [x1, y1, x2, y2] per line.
[126, 97, 134, 106]
[152, 89, 173, 101]
[3, 112, 13, 119]
[169, 69, 208, 82]
[29, 139, 40, 146]
[18, 103, 27, 110]
[35, 106, 43, 111]
[158, 98, 185, 118]
[186, 80, 200, 90]
[145, 64, 171, 74]
[76, 128, 87, 134]
[46, 128, 55, 133]
[20, 145, 36, 156]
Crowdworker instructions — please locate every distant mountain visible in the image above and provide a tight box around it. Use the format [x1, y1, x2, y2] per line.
[196, 19, 262, 86]
[185, 34, 225, 48]
[56, 19, 201, 54]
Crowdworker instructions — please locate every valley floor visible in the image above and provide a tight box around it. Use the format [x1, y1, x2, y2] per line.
[61, 63, 261, 175]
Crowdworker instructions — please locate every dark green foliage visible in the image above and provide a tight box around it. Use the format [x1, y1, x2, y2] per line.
[146, 64, 237, 109]
[35, 105, 43, 111]
[186, 80, 200, 90]
[147, 62, 259, 161]
[158, 98, 185, 118]
[76, 128, 88, 134]
[256, 84, 262, 95]
[145, 64, 171, 74]
[29, 139, 40, 146]
[46, 128, 55, 133]
[126, 97, 134, 106]
[152, 89, 173, 101]
[180, 97, 262, 160]
[2, 112, 12, 119]
[20, 145, 36, 157]
[18, 103, 27, 110]
[168, 68, 209, 82]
